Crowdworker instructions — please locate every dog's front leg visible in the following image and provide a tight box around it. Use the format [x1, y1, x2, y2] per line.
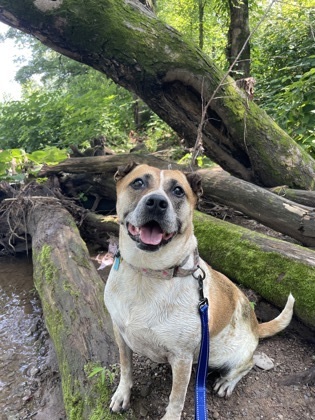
[162, 356, 193, 420]
[110, 325, 133, 413]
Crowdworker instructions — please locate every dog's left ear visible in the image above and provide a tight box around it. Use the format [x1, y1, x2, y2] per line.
[114, 161, 138, 182]
[185, 172, 203, 200]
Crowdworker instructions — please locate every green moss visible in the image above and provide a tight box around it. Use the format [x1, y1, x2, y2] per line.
[193, 211, 315, 328]
[84, 363, 127, 420]
[33, 244, 84, 417]
[34, 244, 57, 286]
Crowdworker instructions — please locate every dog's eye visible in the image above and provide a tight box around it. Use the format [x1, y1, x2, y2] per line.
[173, 186, 185, 197]
[131, 178, 144, 190]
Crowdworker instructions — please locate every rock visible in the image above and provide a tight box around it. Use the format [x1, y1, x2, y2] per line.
[253, 352, 275, 370]
[140, 383, 151, 397]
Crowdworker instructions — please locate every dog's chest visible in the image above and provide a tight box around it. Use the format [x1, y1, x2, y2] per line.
[105, 265, 201, 362]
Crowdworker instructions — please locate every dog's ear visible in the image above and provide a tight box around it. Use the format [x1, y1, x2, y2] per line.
[185, 172, 203, 200]
[114, 161, 139, 182]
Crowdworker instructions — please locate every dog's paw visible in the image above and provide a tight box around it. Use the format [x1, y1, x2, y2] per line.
[161, 414, 181, 420]
[213, 377, 238, 398]
[109, 385, 131, 413]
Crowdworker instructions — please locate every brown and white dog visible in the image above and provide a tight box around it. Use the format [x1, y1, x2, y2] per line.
[104, 163, 294, 420]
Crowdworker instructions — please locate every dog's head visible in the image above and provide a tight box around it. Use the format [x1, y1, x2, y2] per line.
[114, 163, 202, 254]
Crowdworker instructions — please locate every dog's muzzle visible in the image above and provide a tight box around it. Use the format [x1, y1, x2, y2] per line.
[127, 194, 178, 251]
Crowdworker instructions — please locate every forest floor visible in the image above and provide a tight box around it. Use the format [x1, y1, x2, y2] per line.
[1, 214, 314, 420]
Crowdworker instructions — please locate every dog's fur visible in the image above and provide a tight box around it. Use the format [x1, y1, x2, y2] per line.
[104, 164, 294, 420]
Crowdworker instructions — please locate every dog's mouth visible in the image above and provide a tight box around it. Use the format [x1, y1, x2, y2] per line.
[127, 221, 176, 250]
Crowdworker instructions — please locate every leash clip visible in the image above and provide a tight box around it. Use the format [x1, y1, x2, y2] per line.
[193, 265, 207, 306]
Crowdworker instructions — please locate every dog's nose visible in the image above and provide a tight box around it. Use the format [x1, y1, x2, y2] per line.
[145, 194, 168, 214]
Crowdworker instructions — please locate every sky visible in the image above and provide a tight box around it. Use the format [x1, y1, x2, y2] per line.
[0, 22, 26, 100]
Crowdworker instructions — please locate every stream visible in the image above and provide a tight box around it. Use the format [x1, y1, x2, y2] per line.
[0, 255, 64, 420]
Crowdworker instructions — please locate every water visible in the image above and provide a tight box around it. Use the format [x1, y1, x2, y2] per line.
[0, 256, 43, 419]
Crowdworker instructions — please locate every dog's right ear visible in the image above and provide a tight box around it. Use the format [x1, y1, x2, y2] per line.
[114, 161, 139, 182]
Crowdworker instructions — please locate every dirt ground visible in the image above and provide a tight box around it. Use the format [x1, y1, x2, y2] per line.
[1, 213, 315, 420]
[124, 299, 315, 420]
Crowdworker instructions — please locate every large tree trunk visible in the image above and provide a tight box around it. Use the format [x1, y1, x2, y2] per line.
[1, 0, 315, 188]
[24, 198, 117, 419]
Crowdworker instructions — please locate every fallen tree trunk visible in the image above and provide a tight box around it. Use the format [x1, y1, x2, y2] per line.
[1, 0, 315, 188]
[23, 198, 118, 419]
[40, 155, 315, 246]
[270, 186, 315, 208]
[81, 210, 315, 329]
[40, 153, 180, 176]
[193, 211, 315, 329]
[199, 169, 315, 247]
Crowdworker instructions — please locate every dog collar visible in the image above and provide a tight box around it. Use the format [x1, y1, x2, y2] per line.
[113, 248, 200, 280]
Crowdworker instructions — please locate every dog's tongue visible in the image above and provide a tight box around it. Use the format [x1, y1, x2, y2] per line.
[140, 224, 163, 245]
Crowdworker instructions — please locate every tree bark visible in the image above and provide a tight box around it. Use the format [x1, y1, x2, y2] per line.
[270, 186, 315, 208]
[227, 0, 251, 78]
[24, 198, 117, 419]
[1, 0, 315, 188]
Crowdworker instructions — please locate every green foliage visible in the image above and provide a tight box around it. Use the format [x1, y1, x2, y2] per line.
[5, 27, 89, 88]
[252, 3, 315, 156]
[157, 0, 228, 67]
[0, 146, 67, 181]
[144, 113, 178, 152]
[87, 365, 117, 386]
[0, 74, 135, 152]
[178, 152, 214, 168]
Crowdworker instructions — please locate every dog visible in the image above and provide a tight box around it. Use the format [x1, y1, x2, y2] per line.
[104, 163, 294, 420]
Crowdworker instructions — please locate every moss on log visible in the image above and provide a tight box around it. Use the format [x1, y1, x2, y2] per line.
[25, 199, 121, 419]
[193, 211, 315, 328]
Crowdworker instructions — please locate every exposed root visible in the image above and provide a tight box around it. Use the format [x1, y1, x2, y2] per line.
[0, 180, 87, 255]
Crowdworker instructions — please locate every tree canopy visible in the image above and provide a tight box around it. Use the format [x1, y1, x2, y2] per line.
[0, 0, 314, 157]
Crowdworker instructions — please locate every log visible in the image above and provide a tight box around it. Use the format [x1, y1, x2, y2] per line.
[41, 155, 315, 246]
[23, 198, 118, 418]
[39, 154, 181, 176]
[81, 213, 119, 250]
[198, 169, 315, 247]
[193, 211, 315, 329]
[271, 186, 315, 208]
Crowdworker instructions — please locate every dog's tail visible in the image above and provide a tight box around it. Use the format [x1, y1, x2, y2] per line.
[258, 293, 295, 339]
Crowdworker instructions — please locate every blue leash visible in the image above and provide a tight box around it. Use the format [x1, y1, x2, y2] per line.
[194, 266, 209, 420]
